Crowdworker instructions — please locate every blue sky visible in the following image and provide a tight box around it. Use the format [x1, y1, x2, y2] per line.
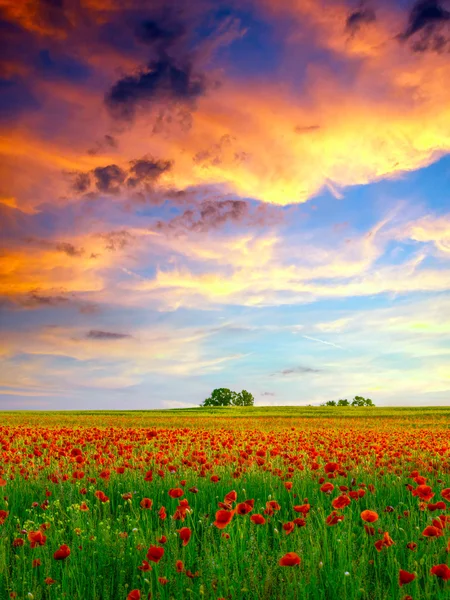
[1, 0, 450, 408]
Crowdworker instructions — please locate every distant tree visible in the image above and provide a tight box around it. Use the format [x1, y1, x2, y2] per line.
[201, 388, 254, 407]
[337, 398, 350, 406]
[202, 388, 236, 407]
[233, 390, 254, 406]
[351, 396, 375, 407]
[323, 400, 337, 406]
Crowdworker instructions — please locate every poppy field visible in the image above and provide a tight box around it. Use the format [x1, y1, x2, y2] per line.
[0, 407, 449, 600]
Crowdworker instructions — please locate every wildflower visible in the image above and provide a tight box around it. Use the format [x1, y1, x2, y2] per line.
[430, 564, 450, 580]
[250, 514, 266, 525]
[399, 570, 416, 587]
[360, 510, 379, 523]
[178, 527, 191, 546]
[54, 544, 71, 560]
[213, 509, 234, 529]
[146, 545, 164, 563]
[279, 552, 301, 566]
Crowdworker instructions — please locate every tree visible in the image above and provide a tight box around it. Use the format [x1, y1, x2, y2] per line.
[351, 396, 375, 407]
[337, 398, 350, 406]
[323, 400, 337, 406]
[201, 388, 254, 407]
[202, 388, 235, 407]
[234, 390, 254, 406]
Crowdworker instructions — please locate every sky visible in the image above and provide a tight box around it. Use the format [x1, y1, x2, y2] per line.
[1, 0, 450, 410]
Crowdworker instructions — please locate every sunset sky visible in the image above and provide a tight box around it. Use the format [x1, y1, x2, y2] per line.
[1, 0, 450, 409]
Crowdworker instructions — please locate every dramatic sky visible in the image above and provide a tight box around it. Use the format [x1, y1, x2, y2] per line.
[1, 0, 450, 409]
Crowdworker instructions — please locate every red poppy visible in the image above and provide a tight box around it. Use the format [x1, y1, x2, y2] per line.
[140, 498, 153, 509]
[441, 488, 450, 502]
[159, 506, 167, 520]
[283, 521, 295, 535]
[158, 535, 167, 544]
[138, 560, 152, 572]
[331, 495, 351, 509]
[293, 518, 306, 527]
[422, 525, 443, 537]
[320, 483, 334, 494]
[0, 510, 9, 525]
[430, 564, 450, 580]
[210, 475, 220, 483]
[250, 514, 266, 525]
[80, 502, 89, 512]
[361, 510, 379, 523]
[32, 559, 41, 567]
[168, 488, 184, 498]
[224, 490, 237, 504]
[28, 530, 46, 548]
[279, 552, 301, 566]
[176, 560, 184, 573]
[399, 570, 416, 587]
[293, 503, 310, 515]
[44, 578, 56, 585]
[214, 509, 234, 529]
[406, 542, 417, 551]
[324, 462, 338, 473]
[284, 482, 293, 491]
[94, 490, 109, 503]
[146, 545, 164, 563]
[127, 590, 141, 600]
[364, 525, 375, 536]
[178, 527, 191, 546]
[412, 485, 434, 502]
[54, 544, 71, 560]
[326, 511, 344, 526]
[158, 577, 169, 585]
[236, 501, 253, 515]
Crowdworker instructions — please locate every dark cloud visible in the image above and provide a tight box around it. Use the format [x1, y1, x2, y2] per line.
[93, 164, 127, 194]
[26, 291, 70, 307]
[399, 0, 450, 51]
[127, 157, 173, 188]
[72, 172, 91, 193]
[105, 57, 206, 121]
[346, 6, 376, 35]
[98, 230, 133, 252]
[87, 330, 132, 340]
[274, 366, 322, 376]
[154, 196, 284, 234]
[24, 237, 84, 257]
[3, 290, 99, 315]
[136, 18, 186, 48]
[55, 242, 84, 257]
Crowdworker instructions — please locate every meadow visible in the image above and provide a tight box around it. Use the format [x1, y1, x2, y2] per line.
[0, 407, 449, 600]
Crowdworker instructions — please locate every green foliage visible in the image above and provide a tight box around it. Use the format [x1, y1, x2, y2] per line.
[201, 388, 254, 407]
[323, 396, 375, 407]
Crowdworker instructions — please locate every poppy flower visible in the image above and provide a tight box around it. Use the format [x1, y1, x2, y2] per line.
[361, 510, 379, 523]
[178, 527, 191, 546]
[159, 507, 167, 520]
[441, 488, 450, 502]
[94, 490, 109, 503]
[279, 552, 301, 567]
[158, 535, 167, 544]
[430, 564, 450, 580]
[406, 542, 417, 551]
[32, 559, 41, 567]
[140, 498, 153, 509]
[364, 525, 375, 536]
[332, 495, 351, 510]
[158, 577, 169, 585]
[176, 560, 184, 573]
[54, 544, 71, 560]
[0, 510, 9, 525]
[236, 501, 253, 515]
[146, 545, 164, 563]
[324, 462, 338, 473]
[80, 502, 89, 512]
[427, 501, 446, 511]
[293, 504, 310, 515]
[210, 475, 220, 483]
[44, 578, 56, 585]
[283, 522, 295, 535]
[127, 590, 141, 600]
[28, 530, 46, 548]
[168, 488, 184, 498]
[284, 482, 293, 491]
[138, 560, 152, 572]
[224, 490, 237, 503]
[399, 570, 416, 587]
[214, 509, 234, 529]
[422, 525, 443, 538]
[250, 514, 266, 525]
[293, 518, 306, 528]
[412, 485, 434, 502]
[326, 511, 344, 526]
[188, 487, 199, 494]
[320, 483, 334, 494]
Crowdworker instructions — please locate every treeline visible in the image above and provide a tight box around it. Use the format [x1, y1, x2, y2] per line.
[322, 396, 374, 407]
[201, 388, 254, 407]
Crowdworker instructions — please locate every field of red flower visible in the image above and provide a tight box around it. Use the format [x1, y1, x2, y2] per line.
[0, 408, 449, 600]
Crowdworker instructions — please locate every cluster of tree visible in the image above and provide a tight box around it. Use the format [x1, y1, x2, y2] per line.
[323, 396, 374, 407]
[201, 388, 254, 407]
